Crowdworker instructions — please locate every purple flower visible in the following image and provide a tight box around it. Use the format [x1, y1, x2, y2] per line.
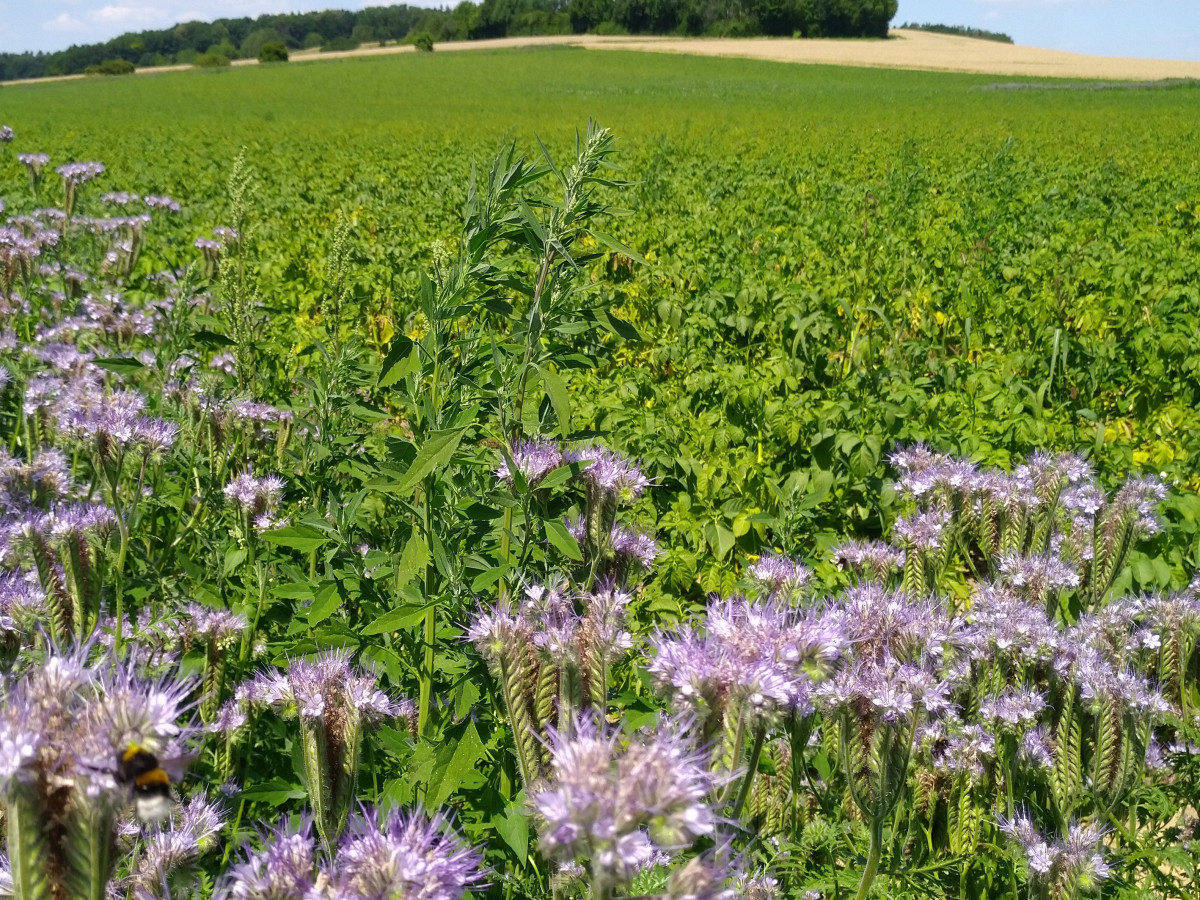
[328, 808, 485, 900]
[17, 152, 49, 171]
[649, 596, 841, 722]
[123, 796, 225, 893]
[223, 471, 285, 519]
[998, 553, 1079, 599]
[495, 438, 563, 487]
[56, 161, 105, 184]
[979, 686, 1046, 728]
[533, 717, 718, 885]
[747, 553, 811, 595]
[220, 818, 318, 900]
[893, 510, 949, 552]
[831, 539, 905, 582]
[143, 195, 181, 212]
[573, 445, 650, 500]
[0, 125, 13, 143]
[610, 525, 659, 570]
[246, 650, 407, 724]
[1018, 726, 1054, 771]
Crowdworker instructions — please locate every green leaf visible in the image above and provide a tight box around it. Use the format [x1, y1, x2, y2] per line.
[240, 779, 308, 806]
[589, 230, 645, 263]
[362, 604, 432, 636]
[308, 582, 341, 626]
[495, 805, 530, 864]
[261, 525, 330, 553]
[93, 356, 145, 375]
[223, 546, 247, 576]
[191, 329, 236, 348]
[380, 422, 475, 497]
[428, 721, 485, 807]
[395, 532, 431, 590]
[537, 364, 571, 436]
[377, 335, 416, 388]
[544, 518, 583, 561]
[273, 582, 315, 600]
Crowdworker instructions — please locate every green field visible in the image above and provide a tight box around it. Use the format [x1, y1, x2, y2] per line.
[12, 48, 1197, 591]
[3, 47, 1200, 898]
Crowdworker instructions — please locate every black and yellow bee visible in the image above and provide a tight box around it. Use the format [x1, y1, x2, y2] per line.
[115, 744, 195, 822]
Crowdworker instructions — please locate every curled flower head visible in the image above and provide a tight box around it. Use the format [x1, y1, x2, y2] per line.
[533, 716, 718, 886]
[747, 553, 811, 596]
[573, 445, 649, 501]
[496, 438, 563, 488]
[220, 818, 318, 900]
[223, 470, 285, 519]
[57, 161, 105, 185]
[246, 649, 407, 725]
[328, 807, 485, 900]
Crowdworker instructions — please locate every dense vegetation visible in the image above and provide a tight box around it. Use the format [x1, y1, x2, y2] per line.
[1, 50, 1199, 899]
[0, 0, 898, 82]
[898, 23, 1014, 44]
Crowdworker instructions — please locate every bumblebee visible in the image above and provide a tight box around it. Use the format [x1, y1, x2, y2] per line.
[115, 744, 195, 822]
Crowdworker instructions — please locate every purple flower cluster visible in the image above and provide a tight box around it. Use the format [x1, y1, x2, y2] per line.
[243, 649, 411, 726]
[55, 389, 177, 460]
[495, 438, 563, 487]
[532, 717, 718, 885]
[831, 539, 906, 583]
[649, 596, 841, 722]
[0, 648, 197, 814]
[575, 445, 650, 500]
[220, 809, 484, 900]
[469, 578, 633, 672]
[57, 161, 106, 185]
[17, 152, 50, 172]
[747, 552, 811, 596]
[223, 470, 286, 527]
[999, 814, 1110, 891]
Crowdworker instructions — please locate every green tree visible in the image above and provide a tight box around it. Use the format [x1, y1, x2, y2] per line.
[258, 41, 289, 62]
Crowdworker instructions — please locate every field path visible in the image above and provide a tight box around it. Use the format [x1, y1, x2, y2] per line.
[5, 29, 1200, 87]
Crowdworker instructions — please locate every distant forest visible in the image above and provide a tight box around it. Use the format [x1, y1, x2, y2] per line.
[0, 0, 899, 82]
[899, 23, 1014, 44]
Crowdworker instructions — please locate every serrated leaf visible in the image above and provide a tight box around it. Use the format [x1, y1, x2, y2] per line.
[428, 721, 485, 807]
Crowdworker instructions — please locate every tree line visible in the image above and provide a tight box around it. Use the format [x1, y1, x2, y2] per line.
[0, 0, 898, 82]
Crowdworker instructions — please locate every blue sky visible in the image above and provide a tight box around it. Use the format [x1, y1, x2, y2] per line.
[0, 0, 1196, 59]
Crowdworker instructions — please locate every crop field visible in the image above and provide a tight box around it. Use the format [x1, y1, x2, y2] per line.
[2, 47, 1200, 899]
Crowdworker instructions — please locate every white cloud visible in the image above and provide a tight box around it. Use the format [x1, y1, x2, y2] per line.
[90, 4, 167, 25]
[45, 12, 87, 31]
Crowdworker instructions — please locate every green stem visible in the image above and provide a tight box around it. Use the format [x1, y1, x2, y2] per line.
[855, 816, 884, 900]
[731, 724, 766, 823]
[418, 475, 437, 735]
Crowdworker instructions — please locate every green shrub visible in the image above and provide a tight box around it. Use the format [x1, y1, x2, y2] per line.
[193, 52, 230, 68]
[591, 21, 630, 35]
[320, 37, 360, 52]
[303, 32, 325, 49]
[240, 27, 283, 59]
[411, 31, 436, 52]
[258, 41, 289, 63]
[85, 58, 135, 76]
